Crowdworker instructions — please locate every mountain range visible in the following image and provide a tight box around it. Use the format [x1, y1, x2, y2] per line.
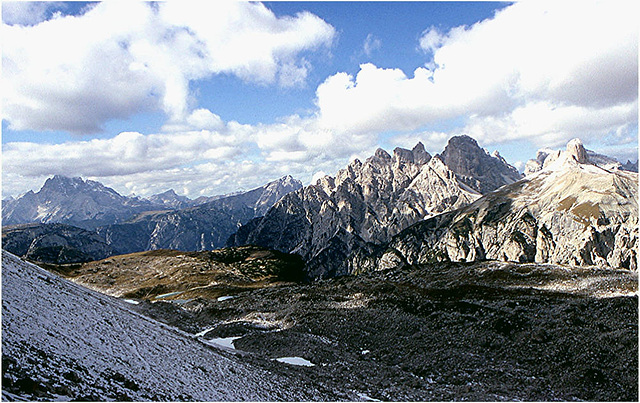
[3, 135, 637, 278]
[2, 176, 157, 230]
[3, 134, 637, 401]
[355, 139, 637, 273]
[230, 135, 524, 278]
[2, 176, 302, 263]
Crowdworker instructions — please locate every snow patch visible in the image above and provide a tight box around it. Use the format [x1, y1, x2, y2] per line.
[154, 291, 184, 299]
[203, 337, 241, 350]
[275, 357, 315, 367]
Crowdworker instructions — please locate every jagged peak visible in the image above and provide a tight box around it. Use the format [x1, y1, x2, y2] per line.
[393, 147, 415, 163]
[522, 138, 633, 176]
[374, 147, 392, 160]
[412, 142, 431, 164]
[157, 189, 179, 196]
[444, 134, 480, 150]
[566, 138, 589, 164]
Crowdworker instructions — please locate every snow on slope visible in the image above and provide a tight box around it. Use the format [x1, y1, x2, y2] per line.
[1, 250, 324, 401]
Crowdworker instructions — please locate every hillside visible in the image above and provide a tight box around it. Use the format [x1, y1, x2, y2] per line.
[1, 251, 334, 401]
[47, 246, 305, 301]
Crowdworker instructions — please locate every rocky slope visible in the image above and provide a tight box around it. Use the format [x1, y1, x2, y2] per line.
[128, 259, 637, 401]
[99, 175, 302, 254]
[365, 139, 638, 272]
[1, 251, 337, 401]
[2, 223, 116, 264]
[230, 136, 522, 278]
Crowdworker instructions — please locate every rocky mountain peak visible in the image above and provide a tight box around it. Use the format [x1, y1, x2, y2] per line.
[438, 135, 522, 194]
[147, 189, 191, 209]
[43, 175, 83, 191]
[566, 138, 589, 164]
[230, 137, 495, 278]
[412, 142, 431, 164]
[524, 138, 633, 176]
[393, 147, 415, 163]
[374, 148, 392, 160]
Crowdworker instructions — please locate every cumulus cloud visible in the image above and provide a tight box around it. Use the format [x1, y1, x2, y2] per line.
[2, 2, 335, 133]
[316, 0, 638, 149]
[2, 127, 246, 178]
[2, 2, 65, 26]
[1, 107, 358, 198]
[3, 1, 637, 199]
[418, 27, 444, 55]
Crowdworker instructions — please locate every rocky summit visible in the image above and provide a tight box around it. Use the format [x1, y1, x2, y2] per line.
[230, 136, 522, 279]
[1, 175, 156, 229]
[362, 138, 638, 272]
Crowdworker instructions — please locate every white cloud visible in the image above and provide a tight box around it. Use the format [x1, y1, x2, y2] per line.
[418, 27, 444, 55]
[2, 2, 65, 26]
[2, 126, 246, 178]
[3, 2, 336, 133]
[3, 1, 637, 200]
[1, 108, 356, 198]
[315, 0, 638, 149]
[363, 33, 381, 56]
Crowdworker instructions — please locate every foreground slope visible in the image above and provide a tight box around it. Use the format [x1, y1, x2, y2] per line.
[131, 259, 638, 401]
[369, 139, 638, 271]
[1, 251, 328, 401]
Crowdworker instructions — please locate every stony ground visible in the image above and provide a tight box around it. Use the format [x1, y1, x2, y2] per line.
[130, 261, 639, 401]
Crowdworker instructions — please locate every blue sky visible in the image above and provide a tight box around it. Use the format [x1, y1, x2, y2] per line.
[2, 1, 638, 198]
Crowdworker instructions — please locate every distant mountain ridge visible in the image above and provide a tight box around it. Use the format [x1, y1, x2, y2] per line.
[230, 135, 523, 278]
[2, 175, 156, 229]
[99, 175, 302, 254]
[3, 176, 303, 261]
[2, 175, 281, 229]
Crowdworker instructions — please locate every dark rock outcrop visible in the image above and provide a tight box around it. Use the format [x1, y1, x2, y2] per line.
[2, 223, 116, 264]
[98, 176, 302, 254]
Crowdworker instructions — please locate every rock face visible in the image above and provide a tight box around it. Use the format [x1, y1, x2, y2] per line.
[368, 139, 638, 272]
[230, 136, 522, 278]
[98, 176, 302, 254]
[524, 139, 637, 176]
[2, 223, 117, 264]
[2, 175, 161, 229]
[440, 135, 522, 194]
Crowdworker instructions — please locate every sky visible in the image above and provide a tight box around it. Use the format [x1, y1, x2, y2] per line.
[2, 0, 638, 199]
